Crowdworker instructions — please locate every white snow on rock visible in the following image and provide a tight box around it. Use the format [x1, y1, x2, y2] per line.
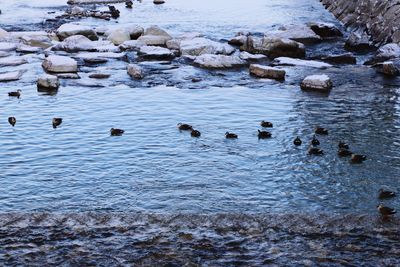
[194, 54, 246, 68]
[42, 55, 78, 73]
[273, 57, 332, 69]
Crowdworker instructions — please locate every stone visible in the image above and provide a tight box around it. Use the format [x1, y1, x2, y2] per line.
[272, 57, 332, 69]
[56, 73, 81, 79]
[125, 25, 144, 39]
[0, 42, 17, 51]
[245, 36, 305, 59]
[119, 40, 146, 51]
[0, 57, 28, 67]
[365, 43, 400, 65]
[268, 25, 322, 44]
[89, 73, 111, 79]
[229, 35, 247, 46]
[193, 54, 247, 68]
[138, 45, 175, 60]
[127, 64, 144, 79]
[70, 6, 86, 16]
[84, 58, 108, 64]
[344, 31, 372, 52]
[56, 23, 98, 41]
[309, 22, 343, 38]
[180, 37, 235, 56]
[0, 70, 24, 82]
[137, 26, 172, 46]
[376, 61, 399, 76]
[154, 0, 165, 4]
[107, 28, 131, 45]
[300, 74, 333, 91]
[239, 51, 267, 60]
[16, 45, 41, 53]
[42, 55, 78, 73]
[320, 53, 356, 64]
[53, 35, 95, 52]
[20, 34, 53, 48]
[249, 64, 285, 80]
[37, 74, 60, 90]
[77, 52, 126, 60]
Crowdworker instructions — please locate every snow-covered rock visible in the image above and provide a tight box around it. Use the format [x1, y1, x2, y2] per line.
[42, 55, 78, 73]
[180, 37, 235, 56]
[56, 23, 98, 41]
[365, 43, 400, 65]
[0, 57, 28, 67]
[119, 40, 146, 51]
[239, 51, 267, 60]
[272, 57, 332, 69]
[194, 54, 246, 68]
[300, 74, 333, 91]
[249, 64, 285, 80]
[127, 64, 144, 79]
[267, 25, 321, 44]
[37, 74, 60, 90]
[138, 46, 175, 59]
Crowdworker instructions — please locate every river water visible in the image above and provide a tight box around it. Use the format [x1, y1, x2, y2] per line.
[0, 0, 399, 265]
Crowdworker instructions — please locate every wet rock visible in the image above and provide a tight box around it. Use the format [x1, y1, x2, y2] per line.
[42, 55, 78, 73]
[89, 73, 111, 79]
[249, 64, 285, 80]
[56, 23, 98, 41]
[138, 46, 175, 60]
[37, 74, 60, 90]
[344, 31, 372, 52]
[56, 73, 81, 79]
[245, 36, 305, 59]
[0, 70, 24, 82]
[20, 33, 53, 48]
[272, 57, 332, 69]
[300, 74, 333, 92]
[309, 22, 343, 38]
[0, 57, 28, 67]
[137, 26, 172, 46]
[119, 40, 146, 51]
[83, 58, 108, 64]
[375, 61, 399, 76]
[179, 37, 235, 56]
[0, 27, 9, 39]
[107, 28, 131, 45]
[239, 51, 267, 60]
[16, 45, 41, 53]
[127, 64, 144, 79]
[194, 54, 246, 69]
[154, 0, 165, 4]
[319, 53, 356, 64]
[0, 42, 17, 51]
[365, 43, 400, 65]
[229, 35, 248, 46]
[268, 25, 322, 44]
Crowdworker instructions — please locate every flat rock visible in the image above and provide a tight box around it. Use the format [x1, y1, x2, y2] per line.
[0, 70, 24, 82]
[83, 58, 108, 64]
[137, 26, 172, 46]
[16, 45, 41, 53]
[76, 52, 126, 60]
[249, 64, 285, 80]
[138, 46, 175, 60]
[20, 34, 53, 48]
[37, 74, 60, 90]
[57, 23, 98, 41]
[127, 64, 144, 79]
[194, 54, 247, 69]
[245, 36, 306, 59]
[42, 55, 78, 73]
[119, 40, 146, 51]
[56, 73, 81, 79]
[180, 37, 235, 56]
[0, 57, 28, 67]
[0, 42, 17, 51]
[89, 73, 111, 79]
[239, 51, 267, 60]
[154, 0, 165, 4]
[272, 57, 332, 69]
[300, 74, 333, 92]
[268, 25, 322, 44]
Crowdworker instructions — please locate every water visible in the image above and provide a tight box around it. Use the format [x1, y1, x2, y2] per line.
[0, 0, 400, 265]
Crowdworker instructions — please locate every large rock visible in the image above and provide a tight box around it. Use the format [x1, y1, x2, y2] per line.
[300, 74, 333, 92]
[37, 74, 60, 90]
[268, 25, 321, 44]
[56, 23, 98, 41]
[42, 55, 78, 73]
[249, 64, 285, 80]
[193, 54, 246, 69]
[137, 26, 172, 46]
[179, 37, 235, 56]
[0, 70, 24, 82]
[309, 22, 343, 38]
[53, 35, 118, 52]
[107, 28, 131, 45]
[20, 33, 53, 48]
[272, 57, 332, 68]
[127, 64, 144, 79]
[244, 36, 305, 59]
[138, 46, 175, 60]
[239, 51, 267, 60]
[344, 31, 372, 52]
[365, 43, 400, 65]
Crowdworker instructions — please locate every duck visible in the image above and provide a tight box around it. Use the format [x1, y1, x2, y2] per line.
[125, 0, 133, 8]
[177, 123, 193, 131]
[191, 129, 201, 138]
[350, 154, 367, 164]
[311, 135, 320, 146]
[308, 147, 324, 155]
[377, 204, 396, 216]
[378, 189, 396, 199]
[8, 117, 16, 127]
[293, 136, 302, 146]
[338, 148, 352, 157]
[225, 132, 238, 139]
[8, 89, 21, 98]
[258, 130, 271, 139]
[338, 141, 349, 150]
[110, 128, 124, 136]
[315, 127, 328, 135]
[52, 118, 62, 129]
[260, 121, 273, 128]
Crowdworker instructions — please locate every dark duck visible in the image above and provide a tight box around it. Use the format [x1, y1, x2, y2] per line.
[315, 127, 328, 135]
[225, 132, 238, 139]
[260, 121, 273, 128]
[177, 123, 193, 131]
[110, 128, 125, 136]
[8, 117, 16, 127]
[52, 118, 62, 129]
[293, 136, 302, 146]
[258, 130, 271, 139]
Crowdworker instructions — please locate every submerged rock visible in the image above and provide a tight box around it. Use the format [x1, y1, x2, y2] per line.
[179, 37, 235, 56]
[194, 54, 246, 69]
[0, 70, 24, 82]
[300, 74, 332, 92]
[272, 57, 332, 69]
[138, 46, 175, 60]
[127, 64, 144, 79]
[56, 23, 98, 41]
[137, 26, 172, 46]
[37, 74, 60, 90]
[244, 36, 305, 59]
[309, 22, 342, 38]
[42, 55, 78, 73]
[89, 73, 111, 79]
[249, 64, 285, 80]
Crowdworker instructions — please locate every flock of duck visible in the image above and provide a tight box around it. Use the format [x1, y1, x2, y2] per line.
[5, 90, 397, 218]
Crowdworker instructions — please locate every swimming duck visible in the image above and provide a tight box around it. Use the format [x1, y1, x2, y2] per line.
[260, 121, 273, 128]
[191, 129, 201, 137]
[110, 128, 125, 136]
[338, 141, 349, 150]
[377, 204, 396, 216]
[315, 127, 328, 135]
[225, 132, 238, 139]
[8, 117, 16, 127]
[378, 189, 396, 200]
[8, 89, 21, 98]
[258, 130, 271, 139]
[338, 148, 352, 157]
[52, 118, 62, 129]
[350, 154, 367, 164]
[311, 135, 320, 146]
[125, 0, 133, 8]
[308, 147, 324, 155]
[177, 123, 193, 131]
[293, 136, 302, 146]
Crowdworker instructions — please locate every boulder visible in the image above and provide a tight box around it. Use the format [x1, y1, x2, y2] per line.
[107, 28, 131, 45]
[42, 55, 78, 73]
[119, 40, 146, 51]
[137, 26, 172, 46]
[127, 64, 144, 79]
[376, 61, 399, 76]
[272, 57, 332, 69]
[37, 74, 60, 90]
[138, 46, 175, 60]
[0, 70, 24, 82]
[193, 54, 246, 68]
[179, 37, 235, 56]
[53, 35, 95, 52]
[309, 22, 342, 38]
[249, 64, 285, 80]
[245, 36, 305, 59]
[267, 25, 322, 44]
[365, 43, 400, 65]
[344, 32, 372, 52]
[300, 74, 333, 92]
[56, 23, 98, 41]
[20, 34, 53, 48]
[229, 35, 247, 46]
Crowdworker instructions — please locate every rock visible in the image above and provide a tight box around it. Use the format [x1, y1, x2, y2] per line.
[320, 53, 356, 64]
[56, 73, 81, 79]
[0, 28, 9, 39]
[154, 0, 165, 4]
[194, 54, 247, 68]
[89, 73, 111, 79]
[309, 22, 342, 38]
[180, 37, 235, 56]
[137, 26, 172, 46]
[70, 6, 86, 16]
[42, 55, 78, 73]
[107, 28, 131, 45]
[0, 70, 24, 82]
[20, 34, 53, 48]
[56, 23, 98, 41]
[0, 42, 17, 51]
[108, 5, 120, 19]
[138, 45, 175, 60]
[344, 32, 372, 52]
[245, 36, 305, 59]
[125, 25, 144, 39]
[272, 57, 332, 69]
[16, 45, 41, 53]
[229, 35, 247, 46]
[376, 61, 399, 76]
[365, 43, 400, 65]
[119, 40, 146, 51]
[84, 58, 108, 64]
[0, 57, 28, 67]
[127, 64, 144, 79]
[249, 64, 285, 80]
[300, 74, 333, 92]
[37, 74, 60, 90]
[267, 25, 322, 44]
[239, 51, 267, 60]
[77, 52, 126, 60]
[53, 35, 95, 52]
